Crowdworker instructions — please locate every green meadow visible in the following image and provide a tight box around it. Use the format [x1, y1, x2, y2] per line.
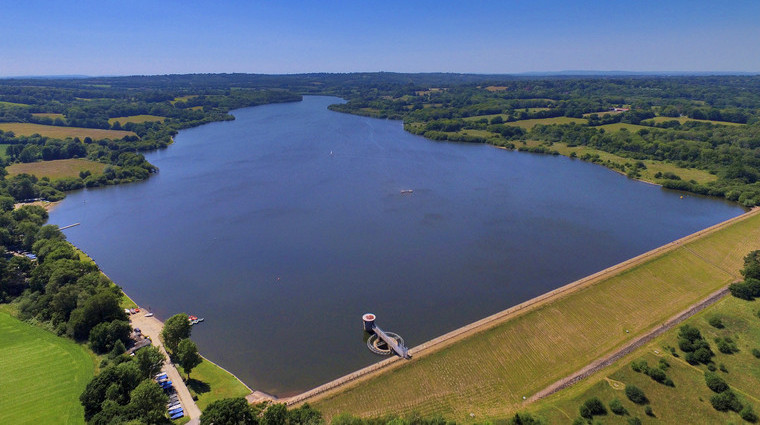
[0, 311, 95, 425]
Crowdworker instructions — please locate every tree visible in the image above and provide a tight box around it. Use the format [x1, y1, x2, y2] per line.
[177, 338, 202, 380]
[625, 385, 648, 405]
[80, 368, 119, 420]
[68, 290, 125, 340]
[129, 378, 168, 424]
[262, 403, 288, 425]
[609, 398, 628, 415]
[89, 320, 131, 354]
[288, 403, 324, 425]
[201, 397, 257, 425]
[161, 313, 190, 353]
[135, 346, 165, 379]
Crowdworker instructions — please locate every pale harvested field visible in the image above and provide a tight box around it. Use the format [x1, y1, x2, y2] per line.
[0, 123, 135, 140]
[311, 209, 760, 421]
[108, 114, 165, 125]
[7, 158, 107, 179]
[171, 95, 198, 104]
[32, 113, 65, 120]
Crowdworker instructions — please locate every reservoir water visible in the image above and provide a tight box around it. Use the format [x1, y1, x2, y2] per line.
[49, 96, 745, 395]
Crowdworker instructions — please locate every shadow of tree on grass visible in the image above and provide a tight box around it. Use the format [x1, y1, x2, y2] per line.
[187, 378, 211, 395]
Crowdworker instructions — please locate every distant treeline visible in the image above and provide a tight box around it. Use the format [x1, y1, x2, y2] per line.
[1, 73, 759, 206]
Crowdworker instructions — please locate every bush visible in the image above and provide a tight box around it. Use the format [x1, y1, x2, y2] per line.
[625, 385, 648, 405]
[609, 398, 628, 415]
[693, 347, 714, 364]
[708, 316, 725, 329]
[644, 406, 654, 417]
[741, 405, 759, 423]
[716, 337, 738, 354]
[631, 360, 647, 373]
[508, 413, 541, 425]
[658, 358, 670, 370]
[752, 348, 760, 358]
[646, 367, 667, 383]
[710, 390, 742, 412]
[705, 372, 729, 393]
[579, 397, 607, 418]
[627, 417, 642, 425]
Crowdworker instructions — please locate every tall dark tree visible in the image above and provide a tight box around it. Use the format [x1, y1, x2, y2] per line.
[161, 312, 191, 353]
[177, 338, 202, 380]
[201, 397, 257, 425]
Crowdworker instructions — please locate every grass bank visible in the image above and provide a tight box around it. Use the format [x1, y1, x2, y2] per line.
[178, 358, 252, 411]
[310, 209, 760, 421]
[531, 295, 760, 424]
[0, 311, 95, 425]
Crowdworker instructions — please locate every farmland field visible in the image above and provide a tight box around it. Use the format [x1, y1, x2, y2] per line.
[462, 115, 587, 128]
[0, 312, 95, 425]
[6, 158, 107, 179]
[0, 101, 30, 108]
[521, 140, 718, 185]
[311, 210, 760, 421]
[0, 123, 135, 139]
[598, 122, 650, 132]
[644, 116, 744, 126]
[32, 113, 66, 120]
[171, 95, 197, 104]
[532, 296, 760, 424]
[108, 114, 166, 125]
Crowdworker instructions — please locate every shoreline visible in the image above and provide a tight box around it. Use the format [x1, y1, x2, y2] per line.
[286, 206, 759, 406]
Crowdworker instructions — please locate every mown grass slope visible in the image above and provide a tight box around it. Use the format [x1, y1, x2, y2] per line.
[312, 210, 760, 421]
[532, 295, 760, 424]
[0, 312, 95, 425]
[180, 359, 252, 411]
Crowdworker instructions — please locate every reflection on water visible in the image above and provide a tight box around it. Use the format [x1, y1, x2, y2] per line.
[50, 96, 744, 395]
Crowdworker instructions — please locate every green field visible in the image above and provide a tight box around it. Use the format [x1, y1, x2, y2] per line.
[598, 122, 651, 132]
[0, 144, 9, 159]
[644, 116, 745, 126]
[7, 158, 107, 179]
[521, 140, 718, 185]
[32, 113, 66, 120]
[0, 122, 135, 140]
[0, 312, 95, 424]
[312, 211, 760, 421]
[463, 116, 587, 129]
[108, 114, 166, 125]
[0, 100, 30, 108]
[179, 359, 251, 411]
[532, 296, 760, 424]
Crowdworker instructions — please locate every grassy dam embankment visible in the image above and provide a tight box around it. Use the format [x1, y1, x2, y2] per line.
[304, 208, 760, 420]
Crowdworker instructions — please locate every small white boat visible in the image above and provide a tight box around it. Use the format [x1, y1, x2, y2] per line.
[400, 189, 413, 194]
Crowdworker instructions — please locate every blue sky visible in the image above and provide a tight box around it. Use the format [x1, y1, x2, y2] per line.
[2, 0, 759, 76]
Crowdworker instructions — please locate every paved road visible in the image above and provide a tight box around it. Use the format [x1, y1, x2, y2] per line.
[130, 312, 203, 420]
